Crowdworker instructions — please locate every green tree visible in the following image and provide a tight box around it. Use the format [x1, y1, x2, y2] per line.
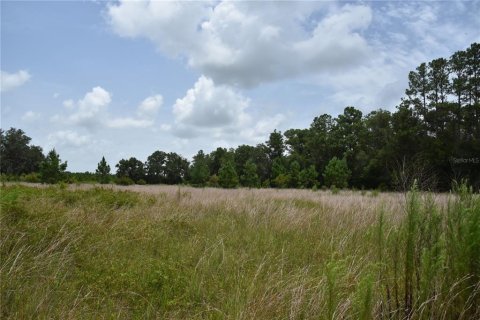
[266, 129, 285, 160]
[207, 147, 227, 176]
[405, 62, 430, 115]
[95, 156, 111, 184]
[0, 128, 44, 175]
[40, 149, 67, 184]
[428, 58, 450, 106]
[234, 144, 256, 178]
[305, 114, 334, 176]
[240, 159, 259, 188]
[164, 152, 189, 184]
[218, 157, 238, 188]
[145, 150, 167, 184]
[190, 150, 210, 186]
[300, 165, 318, 188]
[289, 160, 301, 188]
[115, 157, 145, 183]
[323, 157, 351, 188]
[251, 144, 271, 183]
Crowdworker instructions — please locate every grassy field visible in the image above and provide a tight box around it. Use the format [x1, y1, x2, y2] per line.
[1, 183, 479, 319]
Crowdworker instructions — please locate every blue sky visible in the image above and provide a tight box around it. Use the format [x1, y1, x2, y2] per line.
[1, 0, 479, 172]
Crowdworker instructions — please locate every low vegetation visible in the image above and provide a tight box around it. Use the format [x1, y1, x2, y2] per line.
[1, 183, 478, 319]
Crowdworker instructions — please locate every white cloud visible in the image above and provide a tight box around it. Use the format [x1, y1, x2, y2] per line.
[137, 94, 163, 118]
[66, 86, 111, 129]
[240, 114, 286, 144]
[107, 1, 373, 87]
[48, 130, 91, 147]
[1, 70, 31, 92]
[21, 111, 40, 122]
[53, 87, 160, 130]
[107, 117, 153, 129]
[173, 75, 250, 128]
[171, 75, 286, 146]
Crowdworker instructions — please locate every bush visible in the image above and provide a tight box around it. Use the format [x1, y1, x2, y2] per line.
[136, 179, 146, 185]
[273, 174, 290, 188]
[207, 175, 219, 187]
[331, 185, 339, 194]
[116, 176, 134, 186]
[21, 173, 40, 183]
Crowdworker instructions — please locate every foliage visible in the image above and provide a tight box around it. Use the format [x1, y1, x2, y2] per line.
[218, 156, 239, 188]
[299, 165, 318, 188]
[115, 176, 135, 185]
[145, 150, 167, 184]
[95, 156, 111, 184]
[116, 157, 145, 183]
[190, 150, 210, 186]
[273, 173, 290, 188]
[323, 157, 351, 189]
[207, 174, 219, 187]
[39, 149, 67, 184]
[0, 128, 44, 175]
[240, 159, 260, 188]
[164, 152, 190, 185]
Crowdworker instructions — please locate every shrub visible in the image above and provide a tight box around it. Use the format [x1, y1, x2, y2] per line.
[116, 176, 134, 186]
[207, 175, 219, 187]
[21, 172, 40, 183]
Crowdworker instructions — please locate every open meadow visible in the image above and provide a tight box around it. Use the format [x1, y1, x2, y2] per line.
[1, 183, 479, 319]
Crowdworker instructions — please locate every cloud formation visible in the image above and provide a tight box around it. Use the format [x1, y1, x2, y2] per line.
[1, 70, 31, 92]
[54, 86, 162, 130]
[171, 75, 285, 145]
[108, 1, 372, 87]
[173, 76, 249, 128]
[48, 130, 91, 148]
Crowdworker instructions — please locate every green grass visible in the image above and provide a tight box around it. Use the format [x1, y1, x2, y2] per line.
[1, 184, 479, 319]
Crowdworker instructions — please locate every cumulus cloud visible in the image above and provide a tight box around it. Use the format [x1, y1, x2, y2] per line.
[173, 76, 250, 128]
[1, 70, 31, 92]
[107, 1, 373, 87]
[137, 94, 163, 118]
[48, 130, 91, 147]
[171, 75, 285, 144]
[66, 86, 111, 129]
[55, 88, 161, 130]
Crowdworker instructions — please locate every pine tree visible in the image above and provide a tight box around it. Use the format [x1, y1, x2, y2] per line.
[190, 150, 210, 186]
[40, 149, 67, 184]
[240, 159, 259, 188]
[300, 165, 318, 188]
[96, 156, 111, 184]
[289, 161, 301, 188]
[218, 157, 239, 188]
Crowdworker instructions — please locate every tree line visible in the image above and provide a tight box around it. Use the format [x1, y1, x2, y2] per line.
[1, 43, 479, 190]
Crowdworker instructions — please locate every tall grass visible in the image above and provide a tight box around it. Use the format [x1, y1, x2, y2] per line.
[1, 184, 478, 319]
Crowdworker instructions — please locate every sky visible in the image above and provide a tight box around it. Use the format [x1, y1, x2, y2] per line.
[1, 0, 479, 172]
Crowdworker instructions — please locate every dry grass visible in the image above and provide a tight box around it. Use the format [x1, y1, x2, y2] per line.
[1, 183, 478, 319]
